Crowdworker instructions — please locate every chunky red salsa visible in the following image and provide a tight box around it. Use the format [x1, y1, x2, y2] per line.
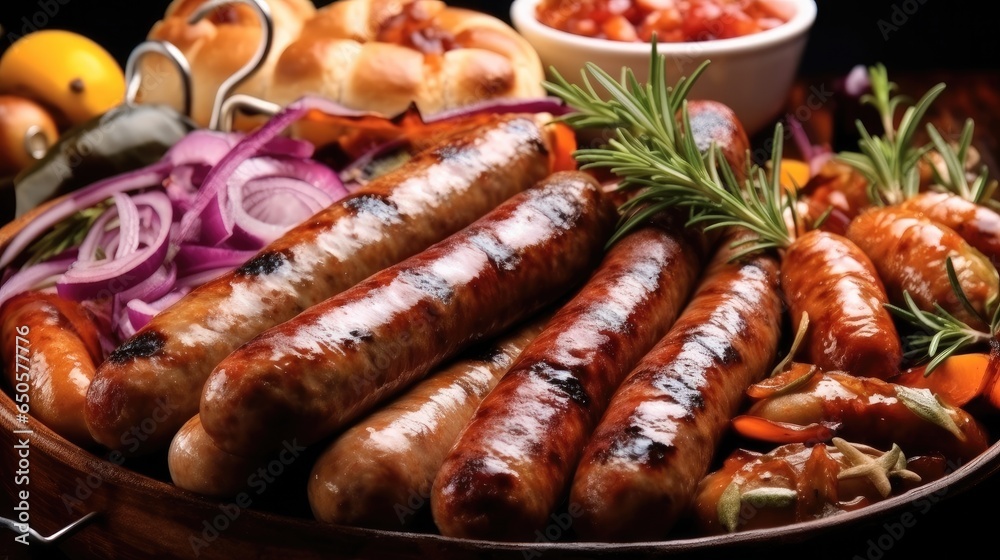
[535, 0, 791, 43]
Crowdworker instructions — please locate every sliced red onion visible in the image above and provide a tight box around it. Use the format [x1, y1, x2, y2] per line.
[117, 262, 177, 304]
[57, 191, 173, 301]
[199, 156, 345, 247]
[175, 267, 236, 288]
[125, 287, 190, 333]
[0, 162, 171, 270]
[423, 96, 573, 123]
[174, 244, 256, 275]
[178, 106, 313, 243]
[0, 255, 77, 309]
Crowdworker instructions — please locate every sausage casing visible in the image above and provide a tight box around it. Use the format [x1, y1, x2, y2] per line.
[846, 206, 999, 331]
[2, 291, 102, 446]
[85, 114, 553, 453]
[569, 229, 784, 541]
[781, 230, 902, 380]
[308, 318, 547, 529]
[200, 171, 618, 457]
[431, 217, 706, 540]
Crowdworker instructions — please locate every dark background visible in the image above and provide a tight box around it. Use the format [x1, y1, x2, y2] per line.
[1, 1, 998, 560]
[1, 0, 999, 73]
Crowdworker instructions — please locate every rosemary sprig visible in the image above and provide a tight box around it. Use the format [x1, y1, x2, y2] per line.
[925, 120, 998, 206]
[543, 43, 795, 255]
[836, 64, 945, 206]
[886, 258, 999, 373]
[23, 201, 111, 265]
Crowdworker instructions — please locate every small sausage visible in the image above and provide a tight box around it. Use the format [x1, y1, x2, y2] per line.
[781, 230, 902, 380]
[568, 228, 784, 542]
[431, 215, 707, 540]
[899, 191, 1000, 265]
[2, 291, 102, 446]
[846, 206, 1000, 331]
[200, 171, 618, 457]
[85, 114, 555, 454]
[308, 318, 548, 529]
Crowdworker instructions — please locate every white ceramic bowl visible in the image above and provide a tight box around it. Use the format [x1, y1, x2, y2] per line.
[511, 0, 817, 135]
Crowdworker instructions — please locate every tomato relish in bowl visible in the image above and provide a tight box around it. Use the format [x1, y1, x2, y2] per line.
[535, 0, 792, 43]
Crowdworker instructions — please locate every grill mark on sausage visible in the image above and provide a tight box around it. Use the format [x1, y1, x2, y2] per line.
[235, 250, 289, 277]
[108, 331, 166, 364]
[468, 231, 520, 271]
[343, 193, 402, 225]
[533, 362, 591, 408]
[398, 269, 456, 303]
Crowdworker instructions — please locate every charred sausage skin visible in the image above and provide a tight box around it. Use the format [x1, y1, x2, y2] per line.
[85, 114, 553, 453]
[200, 171, 618, 457]
[568, 230, 784, 542]
[431, 216, 707, 540]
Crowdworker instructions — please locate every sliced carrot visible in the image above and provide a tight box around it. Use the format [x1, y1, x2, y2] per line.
[981, 344, 1000, 411]
[892, 353, 991, 408]
[775, 158, 810, 195]
[546, 121, 579, 173]
[731, 415, 839, 444]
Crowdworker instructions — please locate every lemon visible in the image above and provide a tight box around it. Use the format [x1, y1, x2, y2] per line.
[0, 30, 125, 127]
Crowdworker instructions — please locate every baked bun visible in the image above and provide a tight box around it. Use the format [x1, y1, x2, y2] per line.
[267, 0, 545, 117]
[138, 0, 316, 127]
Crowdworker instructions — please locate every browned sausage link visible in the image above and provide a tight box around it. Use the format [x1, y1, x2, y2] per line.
[307, 317, 548, 529]
[200, 171, 618, 457]
[568, 229, 784, 542]
[2, 292, 103, 446]
[168, 414, 260, 497]
[781, 230, 902, 380]
[431, 216, 707, 540]
[685, 100, 750, 177]
[899, 191, 1000, 265]
[846, 206, 1000, 331]
[85, 114, 554, 454]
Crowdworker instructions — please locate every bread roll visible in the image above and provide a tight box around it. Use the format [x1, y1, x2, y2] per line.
[138, 0, 316, 127]
[268, 0, 545, 117]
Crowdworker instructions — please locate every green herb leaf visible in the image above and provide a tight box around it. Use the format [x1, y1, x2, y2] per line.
[894, 385, 965, 441]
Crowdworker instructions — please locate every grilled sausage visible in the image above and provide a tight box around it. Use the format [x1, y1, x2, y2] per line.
[899, 191, 1000, 264]
[199, 171, 618, 457]
[781, 230, 902, 380]
[568, 229, 784, 542]
[85, 114, 554, 454]
[2, 291, 103, 446]
[307, 318, 548, 529]
[846, 206, 1000, 331]
[431, 216, 707, 540]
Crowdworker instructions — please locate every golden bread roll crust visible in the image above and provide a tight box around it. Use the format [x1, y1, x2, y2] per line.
[268, 0, 544, 116]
